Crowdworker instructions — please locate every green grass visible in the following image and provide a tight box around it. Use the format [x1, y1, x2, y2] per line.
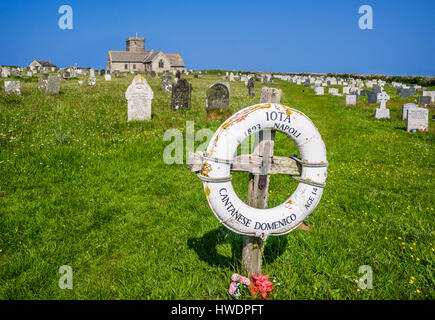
[0, 73, 434, 300]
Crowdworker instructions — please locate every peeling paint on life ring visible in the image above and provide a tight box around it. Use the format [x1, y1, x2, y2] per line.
[201, 103, 328, 238]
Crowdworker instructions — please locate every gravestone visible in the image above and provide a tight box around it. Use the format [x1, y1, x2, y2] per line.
[104, 74, 112, 81]
[229, 73, 234, 81]
[342, 87, 350, 94]
[418, 96, 431, 106]
[114, 70, 120, 78]
[88, 76, 96, 85]
[4, 81, 20, 94]
[373, 86, 382, 94]
[206, 82, 230, 111]
[314, 86, 324, 95]
[328, 88, 339, 95]
[46, 76, 61, 94]
[38, 72, 49, 91]
[260, 87, 282, 103]
[248, 78, 255, 96]
[407, 108, 429, 132]
[367, 92, 378, 103]
[161, 74, 173, 92]
[125, 75, 154, 121]
[422, 91, 435, 103]
[345, 95, 357, 106]
[400, 88, 411, 98]
[402, 103, 418, 120]
[171, 78, 191, 110]
[374, 91, 390, 119]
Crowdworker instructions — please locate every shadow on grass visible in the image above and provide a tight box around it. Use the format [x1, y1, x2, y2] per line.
[187, 226, 288, 270]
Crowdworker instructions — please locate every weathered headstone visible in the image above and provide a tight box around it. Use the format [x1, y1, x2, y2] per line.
[206, 82, 230, 111]
[46, 76, 61, 94]
[260, 87, 282, 103]
[161, 74, 173, 93]
[38, 72, 49, 91]
[248, 78, 255, 96]
[88, 76, 96, 85]
[402, 103, 418, 120]
[4, 81, 20, 94]
[171, 78, 191, 110]
[407, 108, 428, 132]
[125, 75, 154, 121]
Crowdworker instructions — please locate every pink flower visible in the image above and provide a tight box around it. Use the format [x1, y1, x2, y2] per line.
[231, 273, 241, 282]
[241, 276, 251, 286]
[229, 282, 237, 295]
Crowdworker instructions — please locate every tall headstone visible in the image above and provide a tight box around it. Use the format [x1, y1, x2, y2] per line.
[171, 78, 191, 110]
[206, 82, 230, 111]
[374, 91, 390, 119]
[38, 72, 49, 91]
[125, 75, 154, 121]
[161, 74, 173, 93]
[407, 108, 429, 132]
[248, 78, 255, 96]
[4, 81, 20, 94]
[260, 87, 282, 103]
[367, 91, 378, 103]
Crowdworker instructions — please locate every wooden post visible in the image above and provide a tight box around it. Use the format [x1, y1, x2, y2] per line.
[242, 129, 275, 277]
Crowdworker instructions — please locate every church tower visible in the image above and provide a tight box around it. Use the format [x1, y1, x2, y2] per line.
[126, 36, 145, 52]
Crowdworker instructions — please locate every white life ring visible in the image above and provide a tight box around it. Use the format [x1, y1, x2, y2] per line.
[199, 103, 328, 239]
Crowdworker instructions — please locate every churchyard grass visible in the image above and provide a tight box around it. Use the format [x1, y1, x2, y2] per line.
[0, 74, 433, 299]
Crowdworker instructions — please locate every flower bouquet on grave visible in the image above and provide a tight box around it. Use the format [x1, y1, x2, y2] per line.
[228, 273, 251, 299]
[249, 273, 274, 300]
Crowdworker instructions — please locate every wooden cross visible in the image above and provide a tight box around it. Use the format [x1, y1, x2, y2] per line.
[188, 129, 310, 277]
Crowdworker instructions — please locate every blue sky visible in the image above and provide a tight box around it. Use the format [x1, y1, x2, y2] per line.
[0, 0, 434, 75]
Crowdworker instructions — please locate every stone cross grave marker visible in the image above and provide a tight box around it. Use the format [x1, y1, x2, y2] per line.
[171, 78, 191, 110]
[206, 82, 230, 111]
[125, 75, 154, 121]
[374, 91, 390, 119]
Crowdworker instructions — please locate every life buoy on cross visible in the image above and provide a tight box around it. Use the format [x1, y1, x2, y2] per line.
[193, 103, 328, 240]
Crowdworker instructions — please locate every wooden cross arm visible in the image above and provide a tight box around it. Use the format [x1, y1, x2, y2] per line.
[187, 152, 301, 176]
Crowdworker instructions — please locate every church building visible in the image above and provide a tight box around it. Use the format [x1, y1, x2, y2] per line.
[106, 36, 185, 73]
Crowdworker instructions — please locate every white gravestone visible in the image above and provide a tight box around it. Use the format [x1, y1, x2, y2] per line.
[104, 74, 111, 81]
[342, 87, 350, 94]
[88, 77, 96, 85]
[314, 86, 324, 95]
[345, 95, 357, 106]
[374, 91, 390, 119]
[4, 81, 20, 94]
[402, 103, 418, 120]
[407, 108, 429, 132]
[422, 91, 435, 103]
[125, 75, 154, 121]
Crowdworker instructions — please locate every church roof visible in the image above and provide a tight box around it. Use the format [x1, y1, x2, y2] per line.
[34, 60, 56, 67]
[165, 53, 184, 67]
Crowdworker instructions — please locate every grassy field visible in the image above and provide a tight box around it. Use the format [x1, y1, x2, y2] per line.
[0, 73, 434, 299]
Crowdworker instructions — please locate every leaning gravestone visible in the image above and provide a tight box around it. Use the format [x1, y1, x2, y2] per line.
[374, 91, 390, 119]
[248, 78, 255, 96]
[171, 78, 191, 110]
[407, 108, 429, 132]
[161, 74, 173, 93]
[260, 87, 282, 103]
[46, 76, 61, 94]
[4, 81, 20, 94]
[125, 75, 154, 121]
[206, 82, 230, 111]
[345, 94, 357, 106]
[402, 103, 418, 120]
[418, 96, 431, 106]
